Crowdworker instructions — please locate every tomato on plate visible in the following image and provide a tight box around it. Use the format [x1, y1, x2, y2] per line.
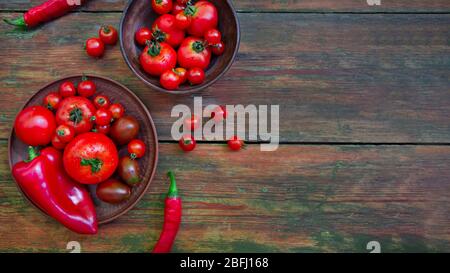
[152, 14, 185, 47]
[96, 179, 131, 204]
[140, 41, 177, 76]
[93, 95, 111, 109]
[94, 124, 111, 135]
[187, 1, 218, 37]
[211, 41, 225, 56]
[178, 37, 211, 69]
[56, 124, 75, 143]
[85, 37, 105, 58]
[77, 76, 96, 97]
[187, 67, 205, 85]
[15, 106, 56, 146]
[175, 11, 191, 30]
[109, 103, 125, 119]
[228, 136, 245, 151]
[59, 81, 77, 98]
[56, 96, 96, 134]
[63, 132, 119, 184]
[52, 133, 67, 150]
[128, 139, 146, 159]
[43, 92, 62, 110]
[204, 29, 221, 45]
[94, 108, 113, 126]
[171, 2, 185, 14]
[160, 69, 180, 90]
[110, 116, 140, 145]
[135, 27, 152, 46]
[99, 25, 118, 45]
[179, 135, 196, 152]
[152, 0, 173, 15]
[173, 67, 188, 84]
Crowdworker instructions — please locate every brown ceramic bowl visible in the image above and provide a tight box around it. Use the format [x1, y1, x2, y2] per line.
[8, 75, 158, 225]
[120, 0, 240, 94]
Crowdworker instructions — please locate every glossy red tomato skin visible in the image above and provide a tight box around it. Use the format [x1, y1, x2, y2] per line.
[187, 1, 218, 37]
[211, 41, 225, 56]
[94, 124, 111, 135]
[174, 67, 188, 84]
[152, 14, 185, 47]
[228, 136, 244, 151]
[204, 29, 221, 44]
[94, 108, 113, 126]
[160, 70, 181, 90]
[178, 37, 211, 69]
[175, 11, 191, 30]
[171, 2, 185, 14]
[43, 92, 62, 110]
[184, 114, 201, 131]
[128, 139, 146, 159]
[211, 105, 227, 122]
[179, 135, 196, 152]
[99, 25, 118, 45]
[77, 79, 96, 97]
[15, 106, 56, 146]
[63, 132, 119, 185]
[152, 0, 173, 15]
[52, 133, 67, 150]
[109, 103, 125, 119]
[85, 37, 105, 58]
[56, 124, 75, 143]
[93, 95, 111, 109]
[56, 96, 96, 134]
[140, 42, 177, 76]
[59, 81, 77, 98]
[187, 68, 205, 85]
[135, 27, 152, 46]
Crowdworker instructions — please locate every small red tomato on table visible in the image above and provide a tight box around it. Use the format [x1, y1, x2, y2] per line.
[128, 139, 146, 159]
[135, 27, 152, 46]
[178, 37, 211, 70]
[77, 76, 96, 97]
[109, 103, 125, 119]
[140, 41, 177, 76]
[187, 68, 205, 85]
[59, 81, 77, 98]
[43, 92, 62, 110]
[228, 136, 245, 151]
[93, 95, 111, 109]
[14, 106, 56, 146]
[85, 37, 105, 58]
[56, 96, 96, 134]
[55, 124, 75, 143]
[179, 135, 196, 152]
[160, 69, 181, 90]
[93, 108, 113, 126]
[152, 0, 173, 15]
[152, 14, 185, 47]
[99, 25, 118, 45]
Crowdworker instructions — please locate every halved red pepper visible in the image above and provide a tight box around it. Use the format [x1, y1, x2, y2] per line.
[12, 146, 97, 234]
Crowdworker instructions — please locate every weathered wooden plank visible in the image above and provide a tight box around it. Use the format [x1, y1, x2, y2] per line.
[0, 13, 449, 142]
[1, 142, 449, 252]
[1, 0, 450, 12]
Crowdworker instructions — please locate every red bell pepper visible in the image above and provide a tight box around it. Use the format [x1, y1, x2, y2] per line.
[12, 146, 97, 234]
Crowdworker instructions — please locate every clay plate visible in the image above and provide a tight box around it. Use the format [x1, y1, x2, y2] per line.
[8, 75, 158, 225]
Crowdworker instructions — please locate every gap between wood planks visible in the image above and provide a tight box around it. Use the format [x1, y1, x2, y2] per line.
[0, 10, 449, 14]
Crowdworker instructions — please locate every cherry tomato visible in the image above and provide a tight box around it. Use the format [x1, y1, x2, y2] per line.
[99, 25, 118, 45]
[179, 135, 196, 152]
[211, 105, 227, 122]
[228, 136, 245, 151]
[204, 29, 221, 45]
[56, 96, 96, 134]
[211, 41, 225, 56]
[96, 179, 131, 204]
[94, 108, 113, 126]
[172, 2, 185, 14]
[140, 41, 177, 76]
[94, 124, 111, 135]
[85, 37, 105, 58]
[160, 69, 181, 90]
[173, 67, 188, 84]
[52, 133, 67, 150]
[56, 124, 75, 143]
[118, 156, 141, 186]
[59, 81, 77, 98]
[187, 1, 218, 37]
[109, 103, 125, 119]
[110, 116, 140, 145]
[184, 114, 201, 131]
[187, 68, 205, 85]
[152, 14, 185, 47]
[93, 95, 111, 109]
[175, 11, 191, 30]
[43, 92, 62, 110]
[152, 0, 173, 15]
[135, 27, 152, 46]
[15, 106, 56, 146]
[178, 37, 211, 69]
[128, 139, 146, 159]
[77, 76, 96, 97]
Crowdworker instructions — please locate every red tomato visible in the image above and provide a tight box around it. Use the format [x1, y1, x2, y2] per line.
[184, 114, 201, 131]
[175, 11, 191, 30]
[160, 70, 181, 90]
[187, 1, 218, 37]
[176, 0, 189, 4]
[173, 67, 188, 84]
[140, 41, 177, 76]
[152, 0, 173, 15]
[56, 96, 96, 134]
[63, 132, 119, 184]
[171, 2, 185, 14]
[93, 95, 111, 109]
[52, 133, 67, 150]
[211, 41, 225, 56]
[178, 37, 211, 69]
[135, 27, 152, 46]
[77, 76, 96, 97]
[187, 68, 205, 85]
[228, 136, 245, 151]
[85, 37, 105, 58]
[43, 92, 62, 110]
[99, 25, 118, 45]
[152, 14, 185, 47]
[94, 124, 111, 135]
[109, 103, 125, 119]
[204, 29, 221, 44]
[179, 135, 196, 152]
[211, 105, 227, 122]
[59, 81, 77, 98]
[15, 106, 56, 146]
[94, 108, 113, 126]
[56, 124, 75, 143]
[128, 139, 146, 159]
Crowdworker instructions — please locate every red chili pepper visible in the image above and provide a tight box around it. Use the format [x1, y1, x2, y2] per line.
[4, 0, 85, 28]
[153, 171, 182, 253]
[12, 146, 98, 234]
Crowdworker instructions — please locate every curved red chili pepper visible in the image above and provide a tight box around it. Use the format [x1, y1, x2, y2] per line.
[12, 146, 97, 234]
[153, 171, 182, 253]
[4, 0, 85, 28]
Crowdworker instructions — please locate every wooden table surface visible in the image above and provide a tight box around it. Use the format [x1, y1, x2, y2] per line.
[0, 0, 449, 253]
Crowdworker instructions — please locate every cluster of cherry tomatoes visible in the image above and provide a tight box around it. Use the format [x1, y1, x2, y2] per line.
[179, 106, 245, 152]
[85, 25, 119, 58]
[135, 0, 225, 90]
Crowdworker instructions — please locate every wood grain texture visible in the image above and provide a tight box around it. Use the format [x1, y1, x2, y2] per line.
[0, 12, 449, 142]
[1, 141, 449, 252]
[1, 0, 450, 12]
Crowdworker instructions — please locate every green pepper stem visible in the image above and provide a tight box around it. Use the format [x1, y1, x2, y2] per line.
[167, 171, 178, 198]
[3, 16, 26, 27]
[25, 146, 39, 162]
